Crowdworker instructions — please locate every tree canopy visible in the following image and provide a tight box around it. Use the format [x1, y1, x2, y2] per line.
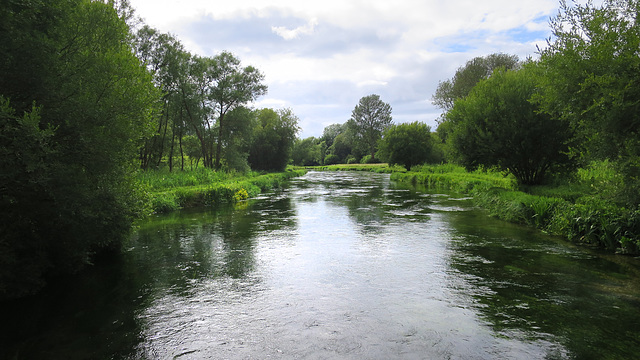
[446, 66, 574, 185]
[0, 0, 159, 298]
[536, 0, 640, 201]
[350, 94, 393, 160]
[432, 53, 520, 112]
[377, 121, 434, 170]
[248, 108, 300, 172]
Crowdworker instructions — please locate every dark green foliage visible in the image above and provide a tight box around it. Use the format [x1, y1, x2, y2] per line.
[350, 94, 393, 160]
[377, 121, 433, 170]
[324, 154, 340, 165]
[446, 66, 574, 185]
[291, 137, 325, 166]
[248, 108, 300, 171]
[140, 168, 306, 213]
[432, 53, 520, 112]
[536, 0, 640, 205]
[0, 0, 158, 299]
[0, 99, 55, 297]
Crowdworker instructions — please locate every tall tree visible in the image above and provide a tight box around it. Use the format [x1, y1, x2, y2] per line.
[0, 0, 159, 298]
[432, 53, 520, 112]
[377, 121, 434, 170]
[248, 108, 300, 171]
[536, 0, 640, 202]
[207, 52, 268, 170]
[446, 66, 573, 185]
[350, 94, 393, 160]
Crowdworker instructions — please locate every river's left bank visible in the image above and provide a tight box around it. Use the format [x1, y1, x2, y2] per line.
[137, 168, 307, 214]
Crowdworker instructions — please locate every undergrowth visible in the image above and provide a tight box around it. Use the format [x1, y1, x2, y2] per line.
[138, 168, 306, 214]
[392, 162, 640, 255]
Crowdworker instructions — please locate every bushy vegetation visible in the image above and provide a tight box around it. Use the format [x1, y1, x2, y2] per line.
[395, 163, 640, 254]
[391, 164, 517, 192]
[139, 168, 306, 213]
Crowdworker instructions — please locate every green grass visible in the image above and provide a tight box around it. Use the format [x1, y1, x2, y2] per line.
[391, 164, 517, 192]
[137, 168, 306, 214]
[389, 162, 640, 255]
[303, 163, 405, 173]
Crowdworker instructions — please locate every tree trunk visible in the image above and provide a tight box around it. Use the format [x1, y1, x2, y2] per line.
[215, 113, 225, 170]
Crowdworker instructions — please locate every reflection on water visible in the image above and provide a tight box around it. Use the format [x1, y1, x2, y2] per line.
[1, 171, 639, 359]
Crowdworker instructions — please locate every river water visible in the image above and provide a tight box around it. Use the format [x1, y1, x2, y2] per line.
[2, 171, 640, 359]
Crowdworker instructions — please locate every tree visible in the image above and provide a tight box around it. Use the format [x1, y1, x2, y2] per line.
[321, 123, 344, 148]
[446, 66, 574, 185]
[432, 53, 520, 112]
[350, 94, 393, 160]
[208, 52, 268, 170]
[219, 106, 255, 172]
[292, 137, 325, 166]
[0, 0, 159, 298]
[536, 0, 640, 202]
[377, 121, 434, 170]
[248, 108, 300, 171]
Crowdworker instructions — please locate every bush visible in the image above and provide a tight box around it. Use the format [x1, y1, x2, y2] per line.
[324, 154, 340, 165]
[360, 155, 377, 164]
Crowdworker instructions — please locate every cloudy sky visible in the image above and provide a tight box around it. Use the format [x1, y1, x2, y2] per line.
[128, 0, 561, 138]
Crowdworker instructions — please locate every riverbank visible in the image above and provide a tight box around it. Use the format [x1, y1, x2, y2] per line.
[137, 168, 307, 214]
[310, 163, 640, 255]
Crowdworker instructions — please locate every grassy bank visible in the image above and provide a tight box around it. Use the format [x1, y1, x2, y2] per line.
[301, 163, 404, 173]
[137, 168, 306, 213]
[389, 163, 640, 255]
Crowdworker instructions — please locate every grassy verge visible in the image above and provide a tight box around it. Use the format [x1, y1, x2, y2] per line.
[390, 163, 640, 255]
[302, 163, 405, 173]
[137, 168, 306, 214]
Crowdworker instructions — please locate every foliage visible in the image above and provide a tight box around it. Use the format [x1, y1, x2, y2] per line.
[395, 163, 640, 254]
[432, 53, 520, 112]
[536, 0, 640, 205]
[248, 108, 300, 171]
[391, 164, 517, 193]
[350, 94, 393, 160]
[291, 137, 326, 166]
[309, 163, 402, 173]
[376, 121, 434, 170]
[141, 169, 306, 213]
[0, 0, 159, 299]
[134, 28, 267, 171]
[446, 66, 574, 185]
[0, 99, 55, 297]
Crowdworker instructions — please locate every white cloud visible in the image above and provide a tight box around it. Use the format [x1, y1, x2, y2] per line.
[128, 0, 562, 138]
[272, 18, 318, 40]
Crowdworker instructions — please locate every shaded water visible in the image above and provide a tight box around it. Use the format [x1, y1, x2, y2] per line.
[2, 171, 640, 359]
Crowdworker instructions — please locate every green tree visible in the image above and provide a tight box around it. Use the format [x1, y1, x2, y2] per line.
[377, 121, 434, 170]
[292, 137, 325, 166]
[321, 123, 344, 148]
[432, 53, 520, 112]
[350, 94, 393, 160]
[208, 52, 268, 170]
[536, 0, 640, 203]
[248, 108, 300, 171]
[0, 99, 55, 297]
[447, 66, 574, 185]
[0, 0, 159, 298]
[219, 106, 255, 172]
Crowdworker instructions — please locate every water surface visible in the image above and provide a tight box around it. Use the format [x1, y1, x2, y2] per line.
[2, 171, 640, 359]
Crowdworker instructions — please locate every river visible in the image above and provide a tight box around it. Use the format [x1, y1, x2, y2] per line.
[2, 171, 640, 359]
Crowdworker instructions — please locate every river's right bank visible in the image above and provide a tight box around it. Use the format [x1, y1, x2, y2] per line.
[307, 162, 640, 255]
[392, 163, 640, 255]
